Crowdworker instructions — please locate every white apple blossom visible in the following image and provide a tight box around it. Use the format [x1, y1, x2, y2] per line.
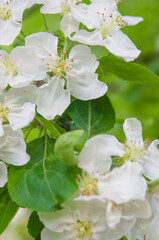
[37, 0, 85, 37]
[0, 125, 30, 187]
[71, 0, 143, 61]
[70, 135, 151, 238]
[25, 32, 107, 120]
[0, 47, 45, 89]
[39, 196, 151, 240]
[0, 86, 36, 136]
[128, 188, 159, 240]
[95, 118, 159, 181]
[0, 0, 29, 46]
[39, 197, 134, 240]
[77, 134, 147, 202]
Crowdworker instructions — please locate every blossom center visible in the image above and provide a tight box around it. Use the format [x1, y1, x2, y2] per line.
[75, 220, 93, 239]
[97, 11, 127, 39]
[123, 143, 147, 162]
[71, 215, 93, 240]
[0, 97, 9, 123]
[0, 55, 18, 77]
[76, 173, 99, 196]
[0, 1, 11, 21]
[43, 51, 73, 80]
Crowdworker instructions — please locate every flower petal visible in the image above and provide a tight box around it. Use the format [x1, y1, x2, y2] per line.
[60, 13, 79, 37]
[0, 162, 7, 187]
[98, 162, 147, 204]
[67, 68, 107, 100]
[8, 102, 35, 130]
[36, 77, 70, 120]
[123, 118, 144, 147]
[142, 140, 159, 180]
[79, 135, 123, 175]
[40, 0, 62, 14]
[0, 125, 29, 166]
[0, 19, 21, 46]
[25, 32, 58, 57]
[122, 16, 144, 26]
[41, 228, 72, 240]
[38, 208, 74, 233]
[104, 30, 141, 62]
[71, 29, 104, 46]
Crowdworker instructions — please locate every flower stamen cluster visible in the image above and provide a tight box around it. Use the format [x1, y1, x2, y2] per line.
[0, 97, 9, 123]
[122, 142, 147, 162]
[97, 10, 128, 39]
[0, 54, 18, 77]
[43, 50, 73, 80]
[0, 0, 11, 21]
[76, 173, 99, 196]
[72, 217, 93, 240]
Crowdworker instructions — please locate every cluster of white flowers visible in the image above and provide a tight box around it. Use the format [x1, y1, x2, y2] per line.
[39, 118, 159, 240]
[0, 0, 158, 239]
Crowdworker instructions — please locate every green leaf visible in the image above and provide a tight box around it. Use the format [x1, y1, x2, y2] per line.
[37, 116, 64, 139]
[55, 130, 84, 166]
[99, 55, 159, 88]
[28, 212, 44, 238]
[8, 136, 80, 212]
[66, 94, 115, 137]
[0, 185, 19, 234]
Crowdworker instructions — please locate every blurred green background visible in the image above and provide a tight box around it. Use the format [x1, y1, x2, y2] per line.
[1, 0, 159, 238]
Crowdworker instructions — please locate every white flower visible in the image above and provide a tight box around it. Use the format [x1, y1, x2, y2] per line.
[70, 1, 143, 61]
[77, 135, 147, 202]
[75, 135, 151, 237]
[0, 86, 36, 136]
[97, 118, 159, 181]
[0, 0, 28, 45]
[25, 32, 107, 120]
[0, 125, 30, 187]
[0, 47, 45, 89]
[39, 197, 110, 240]
[38, 0, 84, 37]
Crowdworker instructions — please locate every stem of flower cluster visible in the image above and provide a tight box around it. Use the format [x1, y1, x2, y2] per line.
[42, 14, 49, 32]
[21, 30, 27, 38]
